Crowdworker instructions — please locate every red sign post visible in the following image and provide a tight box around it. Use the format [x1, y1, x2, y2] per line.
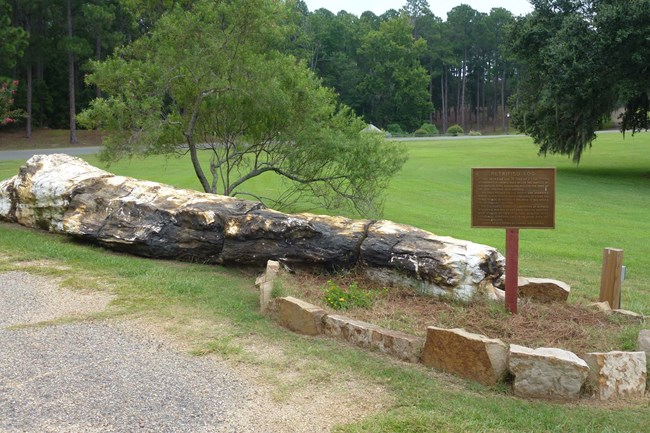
[471, 168, 556, 314]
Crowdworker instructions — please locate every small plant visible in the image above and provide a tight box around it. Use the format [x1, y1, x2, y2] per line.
[468, 129, 482, 136]
[323, 280, 373, 310]
[446, 124, 464, 136]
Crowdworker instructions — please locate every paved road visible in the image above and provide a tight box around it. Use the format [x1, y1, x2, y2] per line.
[0, 146, 101, 161]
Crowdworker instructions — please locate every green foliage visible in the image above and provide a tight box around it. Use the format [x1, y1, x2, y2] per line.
[79, 0, 406, 217]
[508, 0, 650, 162]
[323, 280, 373, 310]
[386, 123, 405, 135]
[0, 0, 28, 71]
[446, 124, 464, 136]
[468, 130, 481, 136]
[417, 123, 439, 136]
[356, 15, 432, 131]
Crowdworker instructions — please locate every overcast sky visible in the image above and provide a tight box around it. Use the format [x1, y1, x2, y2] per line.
[302, 1, 534, 18]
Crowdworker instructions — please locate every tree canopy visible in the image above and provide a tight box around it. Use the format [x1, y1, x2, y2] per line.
[2, 0, 521, 137]
[508, 0, 650, 162]
[79, 0, 406, 217]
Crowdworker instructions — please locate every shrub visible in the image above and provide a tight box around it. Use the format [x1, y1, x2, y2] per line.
[413, 128, 428, 137]
[386, 123, 405, 135]
[446, 124, 464, 136]
[419, 123, 439, 135]
[323, 280, 373, 310]
[468, 130, 482, 136]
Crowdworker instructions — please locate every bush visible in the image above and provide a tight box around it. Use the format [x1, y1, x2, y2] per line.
[468, 130, 482, 136]
[447, 124, 464, 136]
[386, 123, 405, 135]
[419, 123, 439, 135]
[413, 128, 428, 137]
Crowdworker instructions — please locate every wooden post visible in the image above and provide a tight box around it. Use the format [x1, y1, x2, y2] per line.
[505, 228, 519, 314]
[599, 248, 624, 309]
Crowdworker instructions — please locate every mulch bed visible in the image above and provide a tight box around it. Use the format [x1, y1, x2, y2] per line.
[279, 270, 642, 358]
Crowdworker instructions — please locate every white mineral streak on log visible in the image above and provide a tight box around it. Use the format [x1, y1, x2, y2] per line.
[361, 220, 504, 300]
[0, 154, 505, 299]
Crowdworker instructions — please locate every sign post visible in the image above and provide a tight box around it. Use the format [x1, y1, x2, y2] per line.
[505, 228, 519, 313]
[472, 168, 556, 314]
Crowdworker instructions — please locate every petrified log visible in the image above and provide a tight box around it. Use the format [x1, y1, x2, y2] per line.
[0, 154, 504, 300]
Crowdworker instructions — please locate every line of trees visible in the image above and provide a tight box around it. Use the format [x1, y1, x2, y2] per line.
[0, 0, 520, 137]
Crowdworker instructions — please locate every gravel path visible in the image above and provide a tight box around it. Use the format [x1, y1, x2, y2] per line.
[0, 271, 308, 433]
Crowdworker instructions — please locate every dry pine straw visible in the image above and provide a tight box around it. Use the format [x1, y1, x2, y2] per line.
[280, 271, 638, 358]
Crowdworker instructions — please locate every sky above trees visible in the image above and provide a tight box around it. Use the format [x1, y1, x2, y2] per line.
[303, 0, 533, 18]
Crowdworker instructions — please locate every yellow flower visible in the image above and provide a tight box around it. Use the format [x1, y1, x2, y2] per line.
[339, 297, 345, 302]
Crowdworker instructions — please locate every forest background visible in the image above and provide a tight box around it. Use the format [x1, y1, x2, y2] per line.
[0, 0, 526, 140]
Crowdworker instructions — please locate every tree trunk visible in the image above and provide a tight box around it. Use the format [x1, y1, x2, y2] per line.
[95, 35, 102, 98]
[493, 72, 498, 132]
[460, 49, 467, 128]
[26, 65, 32, 139]
[476, 69, 480, 131]
[429, 70, 434, 124]
[67, 0, 78, 145]
[24, 15, 32, 139]
[441, 69, 448, 133]
[502, 66, 507, 132]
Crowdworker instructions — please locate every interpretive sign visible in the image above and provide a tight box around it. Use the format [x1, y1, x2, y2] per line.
[471, 167, 556, 314]
[471, 168, 556, 229]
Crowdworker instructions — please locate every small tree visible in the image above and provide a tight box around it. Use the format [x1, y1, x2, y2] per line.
[79, 0, 406, 217]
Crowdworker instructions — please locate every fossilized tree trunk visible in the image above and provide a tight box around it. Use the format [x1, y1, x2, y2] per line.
[0, 154, 504, 300]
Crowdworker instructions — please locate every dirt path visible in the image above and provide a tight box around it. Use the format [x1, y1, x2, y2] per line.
[0, 271, 386, 432]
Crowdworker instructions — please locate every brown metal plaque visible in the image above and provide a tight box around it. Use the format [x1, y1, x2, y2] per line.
[472, 168, 556, 229]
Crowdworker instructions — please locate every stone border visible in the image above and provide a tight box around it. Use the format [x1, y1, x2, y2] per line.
[257, 261, 648, 402]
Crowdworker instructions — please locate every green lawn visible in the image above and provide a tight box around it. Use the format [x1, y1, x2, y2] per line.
[0, 132, 649, 432]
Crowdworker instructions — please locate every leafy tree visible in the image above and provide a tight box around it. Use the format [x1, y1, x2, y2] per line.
[357, 15, 431, 131]
[79, 0, 406, 217]
[0, 0, 28, 73]
[508, 0, 650, 162]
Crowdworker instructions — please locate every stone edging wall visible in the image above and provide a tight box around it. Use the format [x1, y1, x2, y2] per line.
[257, 261, 648, 402]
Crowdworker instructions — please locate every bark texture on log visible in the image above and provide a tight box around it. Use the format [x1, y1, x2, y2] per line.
[0, 154, 504, 300]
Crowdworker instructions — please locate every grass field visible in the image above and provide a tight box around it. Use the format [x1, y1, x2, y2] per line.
[1, 131, 649, 432]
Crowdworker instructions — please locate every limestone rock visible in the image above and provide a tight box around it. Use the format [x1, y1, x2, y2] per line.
[585, 351, 647, 400]
[611, 309, 645, 323]
[323, 314, 377, 348]
[323, 314, 423, 362]
[508, 345, 589, 400]
[517, 277, 570, 303]
[638, 329, 650, 357]
[588, 301, 612, 313]
[257, 260, 281, 313]
[275, 297, 326, 336]
[0, 154, 505, 300]
[369, 328, 424, 363]
[421, 327, 508, 385]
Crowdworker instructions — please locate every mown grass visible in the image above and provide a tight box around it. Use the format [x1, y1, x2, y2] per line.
[1, 131, 649, 431]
